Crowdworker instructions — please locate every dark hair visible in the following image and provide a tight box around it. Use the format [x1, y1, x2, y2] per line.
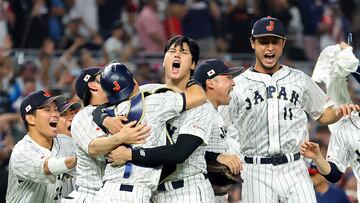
[24, 110, 36, 130]
[164, 35, 200, 76]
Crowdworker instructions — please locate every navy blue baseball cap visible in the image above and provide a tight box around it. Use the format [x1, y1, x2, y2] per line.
[251, 16, 286, 39]
[20, 90, 66, 123]
[194, 59, 243, 87]
[75, 67, 101, 106]
[58, 101, 81, 115]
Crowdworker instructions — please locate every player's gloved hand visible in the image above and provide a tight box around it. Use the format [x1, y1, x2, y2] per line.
[300, 141, 322, 161]
[108, 145, 131, 167]
[335, 104, 360, 118]
[103, 116, 128, 135]
[216, 154, 242, 175]
[112, 121, 151, 145]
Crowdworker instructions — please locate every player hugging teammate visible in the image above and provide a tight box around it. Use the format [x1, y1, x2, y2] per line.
[6, 16, 360, 203]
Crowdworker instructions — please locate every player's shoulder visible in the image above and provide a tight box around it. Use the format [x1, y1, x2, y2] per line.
[283, 65, 310, 77]
[11, 135, 41, 157]
[139, 83, 163, 92]
[56, 134, 74, 144]
[184, 101, 213, 114]
[73, 105, 96, 121]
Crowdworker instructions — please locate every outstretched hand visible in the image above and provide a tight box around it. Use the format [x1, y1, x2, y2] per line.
[300, 141, 322, 161]
[335, 104, 360, 118]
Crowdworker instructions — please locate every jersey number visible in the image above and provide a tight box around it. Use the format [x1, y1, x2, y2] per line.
[284, 107, 293, 120]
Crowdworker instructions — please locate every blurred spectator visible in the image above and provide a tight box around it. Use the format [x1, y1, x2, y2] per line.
[0, 0, 12, 49]
[104, 21, 135, 62]
[98, 0, 137, 39]
[315, 125, 331, 147]
[60, 15, 103, 50]
[48, 0, 66, 43]
[0, 128, 14, 202]
[298, 0, 325, 62]
[135, 0, 167, 53]
[344, 173, 358, 203]
[134, 61, 164, 85]
[68, 0, 99, 39]
[38, 38, 56, 88]
[224, 0, 256, 53]
[308, 161, 351, 203]
[164, 0, 183, 38]
[9, 0, 50, 48]
[319, 3, 349, 49]
[8, 61, 42, 109]
[174, 0, 221, 56]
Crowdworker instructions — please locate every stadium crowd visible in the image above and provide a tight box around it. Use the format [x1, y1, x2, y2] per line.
[1, 0, 360, 202]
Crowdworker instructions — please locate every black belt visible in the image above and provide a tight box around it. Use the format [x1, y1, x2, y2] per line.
[120, 184, 134, 192]
[244, 152, 301, 166]
[157, 174, 208, 192]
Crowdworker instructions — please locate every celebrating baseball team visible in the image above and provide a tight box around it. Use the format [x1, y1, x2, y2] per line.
[6, 16, 360, 203]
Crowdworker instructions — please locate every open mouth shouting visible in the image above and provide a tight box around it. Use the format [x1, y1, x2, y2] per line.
[49, 120, 58, 129]
[264, 53, 275, 64]
[172, 60, 181, 74]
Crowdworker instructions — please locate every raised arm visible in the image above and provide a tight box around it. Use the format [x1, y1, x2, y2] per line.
[318, 104, 360, 125]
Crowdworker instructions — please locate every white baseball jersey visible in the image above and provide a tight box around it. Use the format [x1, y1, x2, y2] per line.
[95, 91, 184, 202]
[6, 135, 62, 202]
[70, 106, 107, 190]
[326, 115, 360, 201]
[206, 105, 228, 153]
[152, 101, 215, 203]
[219, 65, 332, 203]
[44, 134, 77, 202]
[163, 101, 213, 181]
[220, 65, 333, 156]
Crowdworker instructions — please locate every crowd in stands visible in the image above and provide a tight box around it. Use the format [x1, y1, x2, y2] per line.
[1, 0, 360, 202]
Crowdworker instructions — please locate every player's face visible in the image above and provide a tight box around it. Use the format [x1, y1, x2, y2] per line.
[91, 74, 108, 103]
[251, 36, 285, 72]
[57, 109, 77, 136]
[212, 75, 235, 105]
[33, 102, 60, 138]
[163, 43, 195, 82]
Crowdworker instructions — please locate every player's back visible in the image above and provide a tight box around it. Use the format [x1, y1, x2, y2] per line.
[102, 90, 184, 191]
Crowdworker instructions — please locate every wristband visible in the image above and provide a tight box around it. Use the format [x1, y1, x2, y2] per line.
[48, 157, 70, 175]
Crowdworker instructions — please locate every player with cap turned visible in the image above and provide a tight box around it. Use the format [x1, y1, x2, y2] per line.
[218, 16, 360, 203]
[6, 90, 77, 203]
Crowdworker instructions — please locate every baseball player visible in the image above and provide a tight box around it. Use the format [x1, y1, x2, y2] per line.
[300, 42, 360, 200]
[43, 100, 81, 202]
[218, 16, 360, 203]
[107, 36, 237, 203]
[92, 61, 207, 203]
[6, 90, 77, 202]
[63, 67, 151, 202]
[194, 58, 243, 203]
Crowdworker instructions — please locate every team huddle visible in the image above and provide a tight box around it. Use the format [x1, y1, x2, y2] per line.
[5, 16, 360, 203]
